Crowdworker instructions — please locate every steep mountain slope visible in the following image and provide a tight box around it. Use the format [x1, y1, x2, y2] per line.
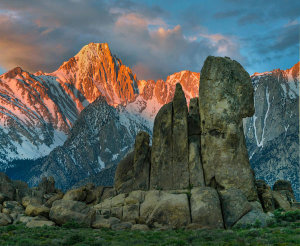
[0, 67, 79, 167]
[244, 62, 299, 199]
[23, 97, 151, 190]
[0, 43, 139, 168]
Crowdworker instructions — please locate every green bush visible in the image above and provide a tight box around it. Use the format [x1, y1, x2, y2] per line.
[274, 209, 300, 222]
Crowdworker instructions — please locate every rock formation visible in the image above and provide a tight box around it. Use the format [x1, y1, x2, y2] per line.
[109, 56, 298, 229]
[0, 56, 298, 230]
[150, 84, 190, 190]
[199, 56, 257, 201]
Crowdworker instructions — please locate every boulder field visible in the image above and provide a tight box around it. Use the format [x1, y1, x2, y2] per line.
[0, 56, 298, 230]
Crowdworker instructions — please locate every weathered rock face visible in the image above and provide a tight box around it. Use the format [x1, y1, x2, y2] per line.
[255, 180, 274, 212]
[273, 180, 295, 204]
[145, 192, 190, 228]
[172, 84, 190, 189]
[190, 187, 224, 229]
[188, 98, 205, 187]
[219, 188, 252, 228]
[114, 131, 151, 194]
[150, 102, 173, 190]
[114, 152, 134, 193]
[199, 56, 257, 201]
[132, 132, 151, 191]
[150, 84, 190, 190]
[49, 200, 95, 226]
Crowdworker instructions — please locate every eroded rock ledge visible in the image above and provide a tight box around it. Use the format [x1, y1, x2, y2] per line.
[0, 56, 298, 230]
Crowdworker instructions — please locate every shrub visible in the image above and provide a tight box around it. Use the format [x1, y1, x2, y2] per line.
[274, 209, 300, 222]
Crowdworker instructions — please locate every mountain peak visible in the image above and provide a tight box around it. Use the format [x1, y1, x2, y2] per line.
[74, 42, 112, 60]
[1, 66, 24, 79]
[52, 42, 138, 106]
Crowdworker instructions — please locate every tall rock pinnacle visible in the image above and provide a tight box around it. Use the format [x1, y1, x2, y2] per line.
[199, 56, 257, 201]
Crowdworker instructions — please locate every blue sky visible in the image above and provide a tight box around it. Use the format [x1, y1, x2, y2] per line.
[0, 0, 299, 79]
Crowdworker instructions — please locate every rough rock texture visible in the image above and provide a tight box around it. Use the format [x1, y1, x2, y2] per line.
[150, 103, 173, 190]
[199, 56, 257, 201]
[188, 98, 205, 187]
[146, 192, 190, 228]
[114, 132, 151, 194]
[25, 204, 50, 218]
[0, 213, 12, 226]
[2, 201, 24, 214]
[92, 215, 120, 229]
[219, 188, 252, 228]
[140, 190, 161, 223]
[234, 209, 271, 228]
[272, 191, 291, 211]
[49, 200, 95, 226]
[273, 180, 295, 204]
[255, 180, 274, 212]
[150, 84, 190, 190]
[172, 84, 189, 189]
[63, 187, 87, 201]
[114, 152, 134, 193]
[132, 132, 151, 191]
[190, 187, 224, 229]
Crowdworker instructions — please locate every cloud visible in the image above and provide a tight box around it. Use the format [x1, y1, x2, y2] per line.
[0, 1, 247, 80]
[110, 12, 245, 79]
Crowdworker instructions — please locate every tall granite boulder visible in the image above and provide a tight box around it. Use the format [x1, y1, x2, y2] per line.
[150, 102, 173, 190]
[115, 132, 151, 193]
[199, 56, 257, 201]
[172, 83, 189, 189]
[150, 84, 189, 190]
[188, 98, 205, 187]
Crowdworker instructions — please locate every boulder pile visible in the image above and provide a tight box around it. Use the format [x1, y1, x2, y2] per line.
[0, 56, 297, 230]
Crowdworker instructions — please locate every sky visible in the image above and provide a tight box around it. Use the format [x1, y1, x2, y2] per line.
[0, 0, 299, 80]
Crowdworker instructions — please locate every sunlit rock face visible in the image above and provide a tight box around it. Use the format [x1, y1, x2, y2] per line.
[53, 43, 139, 107]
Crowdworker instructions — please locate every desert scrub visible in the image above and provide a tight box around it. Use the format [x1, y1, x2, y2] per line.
[0, 222, 298, 245]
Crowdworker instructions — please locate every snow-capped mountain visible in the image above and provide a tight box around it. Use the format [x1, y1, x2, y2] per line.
[244, 62, 299, 200]
[0, 43, 138, 167]
[0, 67, 78, 167]
[127, 70, 199, 121]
